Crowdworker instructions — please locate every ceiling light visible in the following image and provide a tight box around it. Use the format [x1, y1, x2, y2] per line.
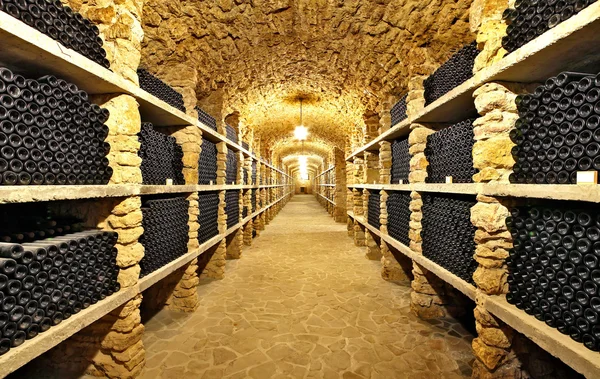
[294, 99, 308, 141]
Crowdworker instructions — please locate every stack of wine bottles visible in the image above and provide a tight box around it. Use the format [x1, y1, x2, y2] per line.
[197, 191, 219, 243]
[391, 138, 410, 184]
[391, 94, 408, 127]
[242, 195, 248, 219]
[195, 106, 217, 131]
[198, 137, 217, 185]
[510, 71, 600, 184]
[0, 0, 109, 69]
[138, 123, 184, 185]
[251, 161, 257, 185]
[226, 149, 238, 184]
[243, 164, 250, 185]
[388, 191, 411, 246]
[242, 141, 249, 151]
[0, 68, 112, 185]
[225, 190, 240, 229]
[0, 228, 120, 354]
[502, 0, 596, 53]
[425, 119, 476, 183]
[421, 193, 477, 283]
[368, 191, 381, 229]
[251, 189, 257, 212]
[225, 124, 238, 144]
[137, 69, 185, 113]
[506, 203, 600, 351]
[424, 42, 479, 106]
[139, 196, 189, 276]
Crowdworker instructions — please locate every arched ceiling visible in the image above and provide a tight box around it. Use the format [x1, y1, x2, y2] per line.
[141, 0, 474, 161]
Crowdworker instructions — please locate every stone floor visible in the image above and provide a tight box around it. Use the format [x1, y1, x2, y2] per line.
[139, 195, 475, 379]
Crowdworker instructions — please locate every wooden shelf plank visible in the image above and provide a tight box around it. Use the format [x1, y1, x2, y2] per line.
[485, 295, 600, 379]
[345, 119, 411, 161]
[0, 286, 138, 377]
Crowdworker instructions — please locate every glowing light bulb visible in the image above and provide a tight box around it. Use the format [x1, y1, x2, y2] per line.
[294, 125, 308, 141]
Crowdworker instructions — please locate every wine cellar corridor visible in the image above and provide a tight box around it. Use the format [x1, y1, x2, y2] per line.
[1, 0, 600, 378]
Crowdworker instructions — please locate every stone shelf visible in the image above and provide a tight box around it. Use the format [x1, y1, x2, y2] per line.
[484, 295, 600, 378]
[346, 119, 411, 161]
[348, 183, 600, 203]
[315, 166, 335, 179]
[0, 10, 299, 178]
[379, 233, 476, 301]
[346, 1, 600, 160]
[0, 184, 291, 204]
[0, 286, 139, 378]
[317, 193, 335, 206]
[317, 184, 336, 187]
[138, 234, 224, 292]
[349, 211, 476, 300]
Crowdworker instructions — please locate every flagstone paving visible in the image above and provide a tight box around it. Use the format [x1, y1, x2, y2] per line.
[139, 195, 475, 379]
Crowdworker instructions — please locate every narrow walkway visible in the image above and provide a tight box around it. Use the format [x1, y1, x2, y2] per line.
[141, 195, 474, 379]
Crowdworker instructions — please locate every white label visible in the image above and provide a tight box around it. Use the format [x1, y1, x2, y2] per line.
[209, 180, 213, 185]
[399, 179, 403, 184]
[166, 178, 173, 185]
[577, 171, 598, 185]
[445, 176, 453, 184]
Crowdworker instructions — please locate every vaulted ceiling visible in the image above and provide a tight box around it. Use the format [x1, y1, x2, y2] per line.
[141, 0, 474, 173]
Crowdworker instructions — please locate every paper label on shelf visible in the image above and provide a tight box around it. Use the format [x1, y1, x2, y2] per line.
[576, 171, 598, 185]
[166, 178, 173, 185]
[399, 180, 403, 184]
[209, 180, 213, 185]
[445, 176, 453, 184]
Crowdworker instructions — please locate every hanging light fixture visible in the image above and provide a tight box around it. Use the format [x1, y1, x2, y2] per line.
[294, 99, 308, 141]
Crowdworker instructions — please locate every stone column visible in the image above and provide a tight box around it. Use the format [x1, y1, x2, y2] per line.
[167, 125, 202, 185]
[364, 152, 379, 184]
[408, 124, 464, 318]
[45, 196, 146, 378]
[216, 143, 227, 185]
[365, 231, 381, 261]
[334, 148, 347, 222]
[470, 0, 509, 74]
[469, 81, 542, 377]
[95, 94, 142, 185]
[63, 0, 144, 85]
[379, 141, 392, 184]
[353, 157, 365, 185]
[201, 148, 227, 278]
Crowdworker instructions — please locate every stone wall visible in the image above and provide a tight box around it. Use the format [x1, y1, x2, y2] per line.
[61, 0, 144, 84]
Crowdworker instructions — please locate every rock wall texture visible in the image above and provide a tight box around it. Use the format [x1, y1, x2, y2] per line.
[140, 0, 475, 164]
[61, 0, 144, 84]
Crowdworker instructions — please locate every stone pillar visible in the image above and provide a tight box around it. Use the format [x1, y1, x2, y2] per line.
[63, 0, 144, 85]
[45, 196, 146, 378]
[408, 122, 466, 318]
[378, 95, 395, 134]
[94, 94, 142, 185]
[381, 241, 413, 282]
[347, 218, 354, 237]
[470, 0, 509, 74]
[226, 229, 243, 259]
[365, 231, 381, 260]
[243, 220, 253, 246]
[472, 82, 535, 183]
[334, 148, 347, 222]
[379, 141, 392, 184]
[353, 157, 364, 185]
[353, 220, 366, 247]
[364, 152, 379, 184]
[168, 125, 202, 185]
[406, 76, 427, 118]
[380, 190, 389, 235]
[216, 143, 227, 185]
